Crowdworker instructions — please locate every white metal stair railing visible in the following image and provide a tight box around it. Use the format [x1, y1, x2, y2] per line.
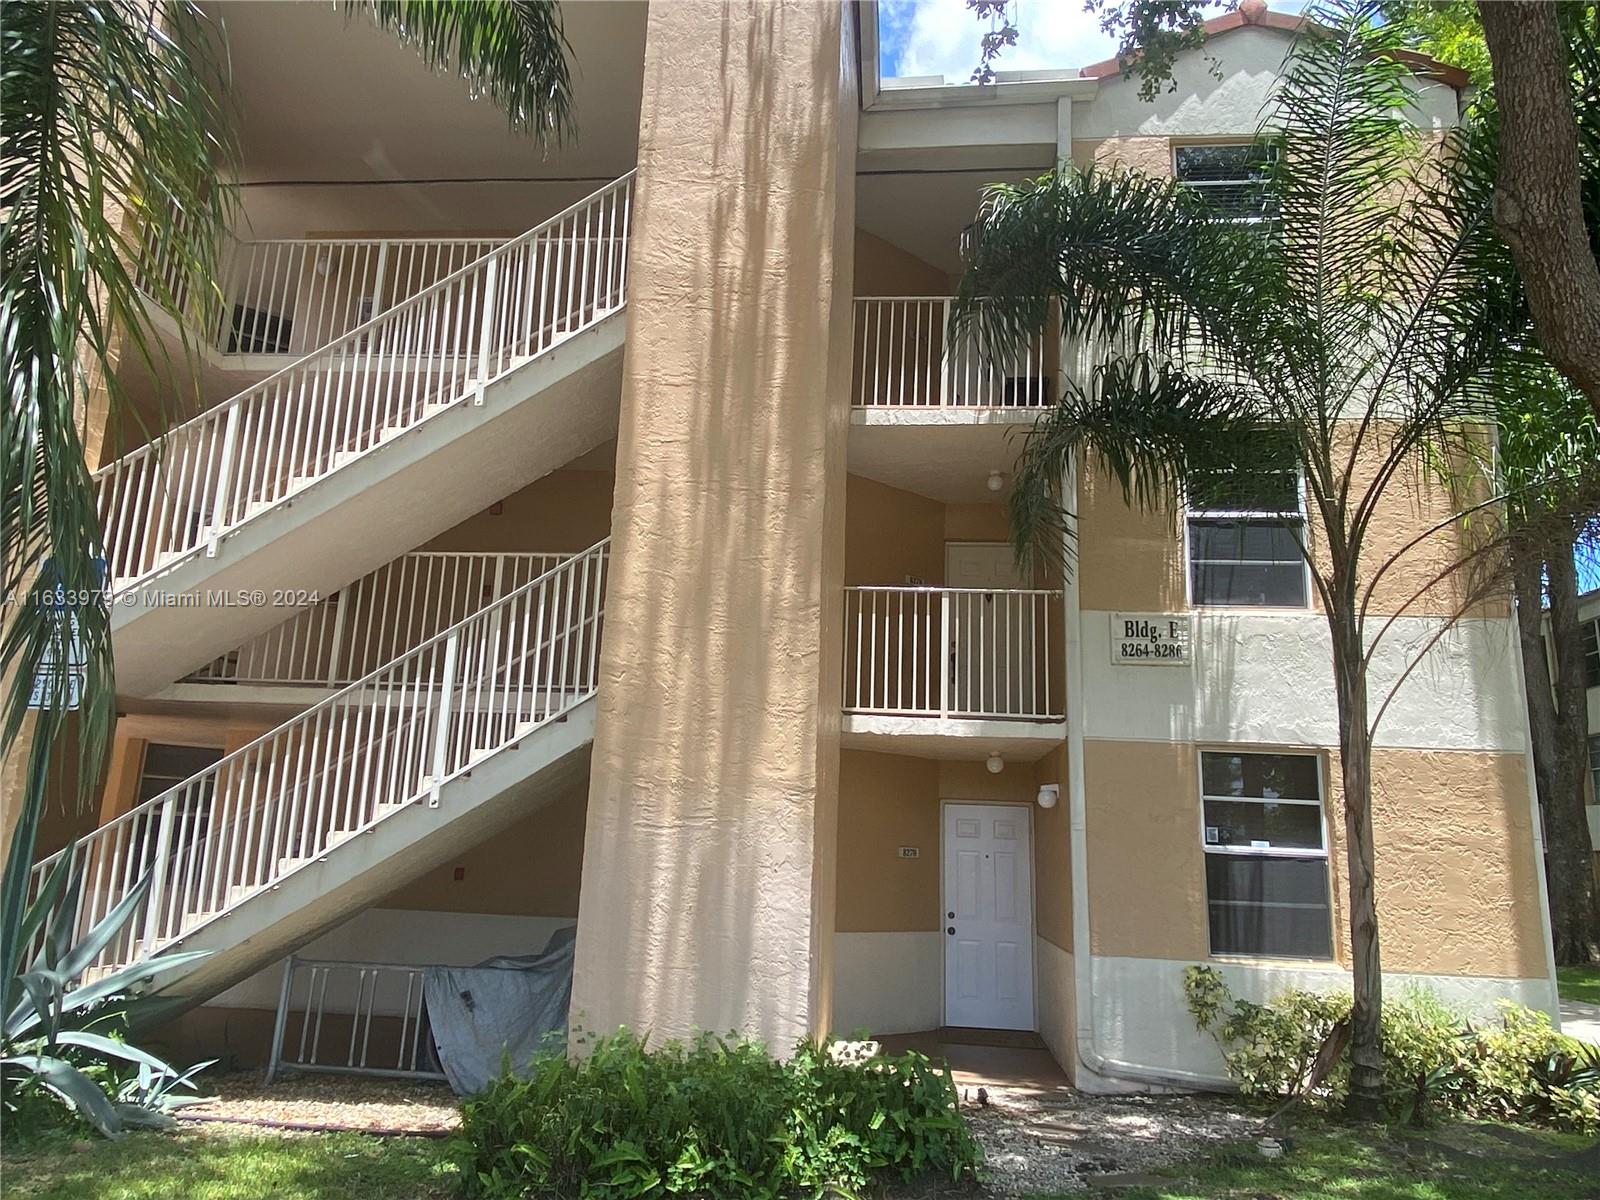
[98, 172, 634, 588]
[853, 297, 1052, 408]
[28, 540, 610, 980]
[137, 230, 507, 357]
[184, 550, 572, 688]
[842, 585, 1064, 720]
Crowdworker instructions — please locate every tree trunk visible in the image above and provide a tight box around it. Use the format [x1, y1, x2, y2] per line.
[1544, 545, 1600, 964]
[1328, 595, 1385, 1119]
[1478, 1, 1600, 423]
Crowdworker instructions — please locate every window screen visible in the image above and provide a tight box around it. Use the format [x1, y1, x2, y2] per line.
[1584, 618, 1599, 690]
[1590, 734, 1600, 804]
[1175, 143, 1276, 221]
[1186, 438, 1307, 608]
[1201, 750, 1332, 958]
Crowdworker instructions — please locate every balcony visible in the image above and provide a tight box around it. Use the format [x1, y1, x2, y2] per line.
[138, 232, 506, 363]
[159, 549, 581, 704]
[842, 585, 1065, 761]
[850, 298, 1055, 504]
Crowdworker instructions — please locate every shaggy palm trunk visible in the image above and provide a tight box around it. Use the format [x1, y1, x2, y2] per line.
[1516, 540, 1600, 966]
[1328, 588, 1386, 1119]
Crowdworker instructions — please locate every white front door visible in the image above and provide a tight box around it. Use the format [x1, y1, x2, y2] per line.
[945, 542, 1033, 716]
[942, 802, 1035, 1030]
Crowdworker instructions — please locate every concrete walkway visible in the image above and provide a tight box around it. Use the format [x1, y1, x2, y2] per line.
[1559, 997, 1600, 1046]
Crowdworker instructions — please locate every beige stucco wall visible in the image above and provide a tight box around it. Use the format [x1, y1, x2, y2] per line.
[1033, 745, 1072, 952]
[854, 229, 951, 296]
[834, 749, 1069, 943]
[835, 751, 941, 933]
[420, 464, 615, 556]
[382, 779, 587, 916]
[1084, 738, 1545, 978]
[570, 0, 858, 1048]
[1072, 136, 1174, 177]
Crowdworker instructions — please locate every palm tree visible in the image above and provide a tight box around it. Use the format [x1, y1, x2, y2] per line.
[0, 0, 572, 1129]
[953, 0, 1583, 1115]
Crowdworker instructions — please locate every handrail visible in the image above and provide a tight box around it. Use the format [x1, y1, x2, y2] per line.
[852, 296, 1051, 408]
[842, 584, 1063, 720]
[29, 539, 611, 974]
[185, 549, 574, 687]
[98, 172, 635, 588]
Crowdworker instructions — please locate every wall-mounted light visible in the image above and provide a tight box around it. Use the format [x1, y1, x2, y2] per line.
[1036, 783, 1060, 809]
[985, 752, 1004, 775]
[986, 469, 1005, 493]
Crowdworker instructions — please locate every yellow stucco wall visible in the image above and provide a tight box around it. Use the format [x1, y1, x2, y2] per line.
[1083, 739, 1545, 978]
[571, 0, 859, 1047]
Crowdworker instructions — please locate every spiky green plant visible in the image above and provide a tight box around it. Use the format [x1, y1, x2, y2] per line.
[955, 0, 1592, 1115]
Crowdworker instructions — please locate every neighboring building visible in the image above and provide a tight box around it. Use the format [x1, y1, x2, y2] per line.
[1543, 588, 1600, 877]
[32, 1, 1556, 1092]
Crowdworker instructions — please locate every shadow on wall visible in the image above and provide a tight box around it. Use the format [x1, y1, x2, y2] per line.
[575, 0, 855, 1041]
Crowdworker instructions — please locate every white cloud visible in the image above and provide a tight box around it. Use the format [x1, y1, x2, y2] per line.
[885, 0, 1120, 81]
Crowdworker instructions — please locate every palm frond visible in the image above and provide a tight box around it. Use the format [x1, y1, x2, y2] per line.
[953, 166, 1284, 379]
[1, 0, 239, 822]
[348, 0, 575, 144]
[1272, 0, 1422, 417]
[1010, 355, 1267, 568]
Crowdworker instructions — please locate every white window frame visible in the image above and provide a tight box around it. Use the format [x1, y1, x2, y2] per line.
[1196, 746, 1335, 961]
[1583, 617, 1600, 690]
[1183, 463, 1312, 611]
[1172, 141, 1275, 225]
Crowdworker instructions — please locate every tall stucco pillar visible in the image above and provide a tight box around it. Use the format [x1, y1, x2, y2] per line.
[570, 0, 857, 1049]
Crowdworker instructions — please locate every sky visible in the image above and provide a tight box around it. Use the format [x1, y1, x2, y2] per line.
[876, 0, 1304, 82]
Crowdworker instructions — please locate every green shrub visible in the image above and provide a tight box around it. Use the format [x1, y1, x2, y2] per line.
[1183, 965, 1600, 1133]
[453, 1029, 982, 1199]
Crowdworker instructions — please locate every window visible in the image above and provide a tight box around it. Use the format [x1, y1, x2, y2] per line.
[1583, 618, 1599, 690]
[1589, 735, 1600, 803]
[1175, 143, 1276, 222]
[134, 742, 223, 872]
[1201, 750, 1333, 959]
[1186, 438, 1308, 608]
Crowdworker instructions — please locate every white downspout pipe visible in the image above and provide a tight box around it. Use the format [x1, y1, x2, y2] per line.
[1058, 464, 1230, 1091]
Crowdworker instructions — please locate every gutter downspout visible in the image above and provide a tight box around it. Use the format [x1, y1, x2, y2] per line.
[1060, 463, 1233, 1094]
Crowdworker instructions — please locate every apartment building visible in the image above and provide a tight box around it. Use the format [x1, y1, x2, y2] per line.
[1552, 589, 1600, 876]
[31, 0, 1557, 1091]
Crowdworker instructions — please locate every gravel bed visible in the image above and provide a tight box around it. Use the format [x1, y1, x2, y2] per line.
[181, 1071, 461, 1136]
[958, 1083, 1263, 1196]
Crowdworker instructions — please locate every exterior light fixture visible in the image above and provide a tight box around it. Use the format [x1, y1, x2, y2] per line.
[985, 752, 1004, 775]
[986, 469, 1004, 493]
[1037, 784, 1060, 809]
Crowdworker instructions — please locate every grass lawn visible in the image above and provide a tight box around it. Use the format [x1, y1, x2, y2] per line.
[1025, 1122, 1599, 1200]
[2, 1127, 459, 1200]
[1557, 963, 1600, 1007]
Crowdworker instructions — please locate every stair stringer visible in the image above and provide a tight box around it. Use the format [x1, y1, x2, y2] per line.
[134, 699, 596, 1017]
[112, 314, 624, 696]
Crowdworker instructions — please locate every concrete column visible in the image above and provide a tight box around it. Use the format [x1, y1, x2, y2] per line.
[570, 0, 858, 1049]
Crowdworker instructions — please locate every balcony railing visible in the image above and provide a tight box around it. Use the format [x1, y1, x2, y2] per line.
[98, 172, 633, 589]
[138, 226, 507, 358]
[184, 550, 572, 688]
[30, 541, 610, 978]
[843, 586, 1063, 720]
[853, 297, 1051, 408]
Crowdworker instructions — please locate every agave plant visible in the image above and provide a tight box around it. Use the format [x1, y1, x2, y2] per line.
[2, 845, 210, 1137]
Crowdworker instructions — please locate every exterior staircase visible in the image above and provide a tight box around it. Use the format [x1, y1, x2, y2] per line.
[31, 542, 609, 1006]
[100, 174, 633, 696]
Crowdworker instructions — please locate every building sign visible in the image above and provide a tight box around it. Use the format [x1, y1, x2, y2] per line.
[1111, 612, 1191, 666]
